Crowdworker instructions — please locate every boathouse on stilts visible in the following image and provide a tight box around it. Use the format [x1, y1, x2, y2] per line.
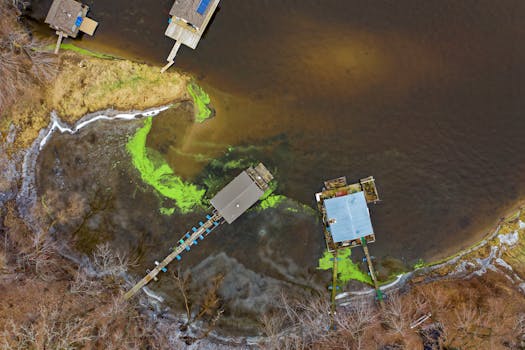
[161, 0, 220, 73]
[45, 0, 98, 54]
[315, 176, 383, 323]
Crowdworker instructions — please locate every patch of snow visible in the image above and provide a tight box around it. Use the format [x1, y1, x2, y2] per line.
[495, 258, 513, 271]
[143, 286, 165, 303]
[519, 220, 525, 229]
[39, 105, 170, 150]
[520, 283, 525, 294]
[498, 231, 519, 246]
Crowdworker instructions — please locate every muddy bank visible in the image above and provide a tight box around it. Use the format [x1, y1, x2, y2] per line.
[30, 101, 326, 336]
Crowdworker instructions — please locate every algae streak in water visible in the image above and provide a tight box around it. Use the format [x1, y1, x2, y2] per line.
[127, 117, 205, 213]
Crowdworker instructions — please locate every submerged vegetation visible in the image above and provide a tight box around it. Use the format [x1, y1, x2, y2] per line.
[126, 117, 206, 213]
[187, 82, 213, 123]
[318, 247, 372, 285]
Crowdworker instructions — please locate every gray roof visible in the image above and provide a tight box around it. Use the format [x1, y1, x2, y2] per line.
[169, 0, 218, 30]
[45, 0, 87, 37]
[210, 171, 264, 224]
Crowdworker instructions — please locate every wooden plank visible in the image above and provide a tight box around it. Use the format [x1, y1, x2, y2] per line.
[79, 17, 98, 36]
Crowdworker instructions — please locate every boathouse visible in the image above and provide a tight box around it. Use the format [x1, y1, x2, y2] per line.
[161, 0, 220, 72]
[316, 176, 379, 251]
[45, 0, 98, 54]
[211, 163, 273, 223]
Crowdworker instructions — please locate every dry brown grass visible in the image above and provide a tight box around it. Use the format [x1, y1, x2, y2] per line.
[1, 1, 190, 152]
[6, 54, 190, 151]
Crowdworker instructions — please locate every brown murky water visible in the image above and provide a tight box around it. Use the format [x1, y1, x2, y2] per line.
[32, 0, 525, 307]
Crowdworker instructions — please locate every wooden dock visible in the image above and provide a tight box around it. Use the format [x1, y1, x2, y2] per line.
[360, 237, 384, 307]
[124, 163, 273, 300]
[124, 212, 222, 300]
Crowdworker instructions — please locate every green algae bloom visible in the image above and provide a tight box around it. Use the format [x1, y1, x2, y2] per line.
[187, 82, 212, 123]
[318, 248, 372, 285]
[260, 194, 286, 210]
[257, 181, 285, 209]
[127, 117, 206, 213]
[160, 207, 176, 216]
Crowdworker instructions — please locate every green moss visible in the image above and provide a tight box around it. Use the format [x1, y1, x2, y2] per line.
[44, 43, 117, 59]
[187, 82, 213, 123]
[413, 258, 425, 269]
[260, 194, 286, 210]
[127, 117, 206, 213]
[318, 248, 372, 285]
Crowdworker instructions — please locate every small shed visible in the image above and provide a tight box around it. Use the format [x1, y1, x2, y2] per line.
[210, 163, 273, 224]
[161, 0, 220, 72]
[45, 0, 98, 53]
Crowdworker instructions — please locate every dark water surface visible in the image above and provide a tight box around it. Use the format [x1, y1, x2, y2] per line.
[32, 1, 525, 274]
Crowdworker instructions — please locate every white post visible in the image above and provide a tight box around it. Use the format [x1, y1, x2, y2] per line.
[160, 41, 182, 73]
[54, 31, 64, 54]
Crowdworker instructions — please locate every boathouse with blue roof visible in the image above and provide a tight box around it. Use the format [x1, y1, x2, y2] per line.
[315, 176, 379, 251]
[161, 0, 220, 72]
[324, 191, 374, 243]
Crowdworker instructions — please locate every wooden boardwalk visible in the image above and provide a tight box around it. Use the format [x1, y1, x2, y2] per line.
[124, 212, 222, 300]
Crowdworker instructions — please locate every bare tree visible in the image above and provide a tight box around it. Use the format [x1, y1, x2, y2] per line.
[1, 305, 93, 349]
[335, 298, 378, 349]
[383, 292, 414, 336]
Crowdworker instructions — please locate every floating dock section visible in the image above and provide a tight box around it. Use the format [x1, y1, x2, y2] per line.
[45, 0, 98, 54]
[124, 163, 273, 300]
[161, 0, 220, 72]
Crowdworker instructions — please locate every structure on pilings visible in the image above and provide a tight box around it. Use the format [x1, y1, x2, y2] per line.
[315, 176, 383, 319]
[45, 0, 98, 54]
[124, 163, 273, 300]
[161, 0, 220, 73]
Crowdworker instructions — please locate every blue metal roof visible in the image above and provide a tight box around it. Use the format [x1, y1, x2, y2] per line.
[196, 0, 211, 15]
[324, 191, 374, 243]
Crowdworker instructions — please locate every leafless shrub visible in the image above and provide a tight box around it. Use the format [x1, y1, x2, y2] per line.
[453, 301, 484, 334]
[1, 305, 93, 349]
[92, 242, 130, 278]
[16, 230, 60, 280]
[383, 292, 414, 336]
[70, 268, 102, 296]
[335, 298, 378, 349]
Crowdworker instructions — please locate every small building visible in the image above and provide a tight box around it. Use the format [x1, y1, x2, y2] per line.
[316, 176, 379, 251]
[161, 0, 220, 72]
[211, 163, 273, 223]
[45, 0, 98, 54]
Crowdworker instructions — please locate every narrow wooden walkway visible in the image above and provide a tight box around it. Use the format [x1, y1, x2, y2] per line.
[124, 212, 223, 300]
[361, 237, 384, 307]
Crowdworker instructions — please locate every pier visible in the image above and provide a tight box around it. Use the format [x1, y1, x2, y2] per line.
[45, 0, 98, 53]
[124, 163, 273, 300]
[315, 176, 383, 317]
[161, 0, 220, 72]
